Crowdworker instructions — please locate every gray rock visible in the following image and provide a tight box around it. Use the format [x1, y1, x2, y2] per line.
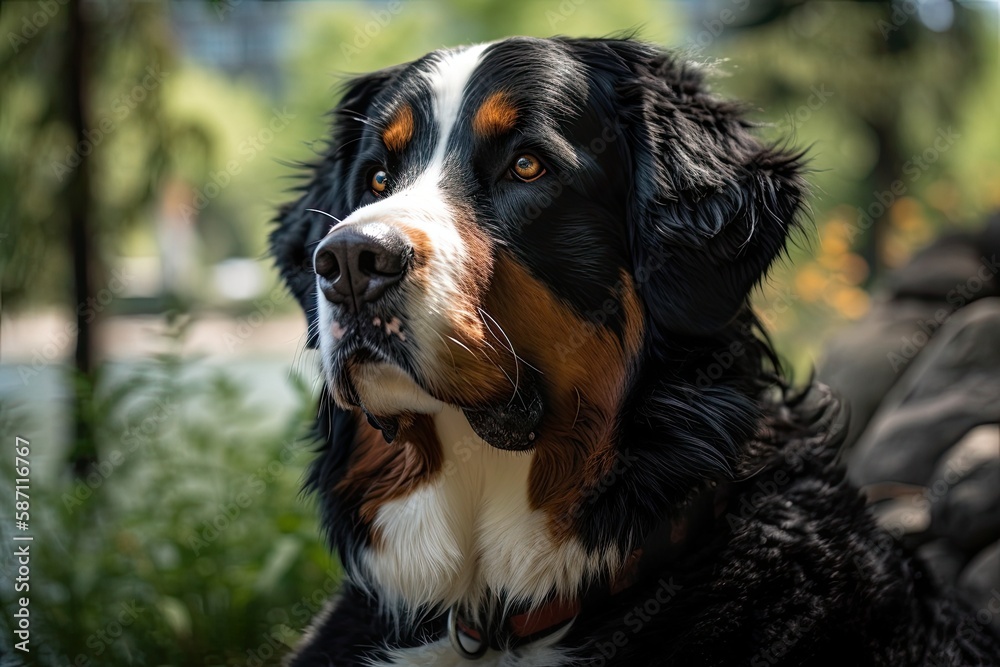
[916, 539, 967, 589]
[929, 425, 1000, 491]
[848, 298, 1000, 488]
[885, 240, 997, 302]
[819, 299, 949, 449]
[930, 459, 1000, 553]
[958, 540, 1000, 636]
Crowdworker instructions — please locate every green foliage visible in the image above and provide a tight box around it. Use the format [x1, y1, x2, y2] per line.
[0, 1, 189, 309]
[0, 334, 335, 666]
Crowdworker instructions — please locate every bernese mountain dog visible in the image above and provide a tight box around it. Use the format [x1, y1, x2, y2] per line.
[270, 37, 1000, 666]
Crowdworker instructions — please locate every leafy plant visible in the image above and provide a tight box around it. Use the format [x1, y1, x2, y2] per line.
[0, 338, 337, 666]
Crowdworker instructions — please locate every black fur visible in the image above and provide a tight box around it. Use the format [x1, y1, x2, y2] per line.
[271, 37, 1000, 666]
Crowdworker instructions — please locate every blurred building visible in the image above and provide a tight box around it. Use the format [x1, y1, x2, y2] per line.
[168, 0, 292, 97]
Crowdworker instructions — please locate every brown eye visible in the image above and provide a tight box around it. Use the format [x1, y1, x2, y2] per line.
[371, 170, 388, 195]
[511, 154, 545, 182]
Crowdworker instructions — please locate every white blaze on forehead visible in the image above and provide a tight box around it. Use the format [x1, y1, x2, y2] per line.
[421, 42, 492, 179]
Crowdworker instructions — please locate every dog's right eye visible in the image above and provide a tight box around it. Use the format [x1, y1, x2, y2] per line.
[510, 154, 545, 182]
[371, 170, 389, 196]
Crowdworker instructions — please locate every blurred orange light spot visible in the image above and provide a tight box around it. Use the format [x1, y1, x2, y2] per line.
[889, 197, 922, 230]
[829, 287, 870, 320]
[840, 253, 870, 285]
[881, 235, 913, 269]
[925, 180, 962, 215]
[821, 234, 849, 257]
[794, 264, 828, 302]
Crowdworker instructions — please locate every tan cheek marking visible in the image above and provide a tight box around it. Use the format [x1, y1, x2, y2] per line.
[484, 255, 645, 541]
[412, 204, 517, 408]
[383, 104, 414, 153]
[335, 411, 442, 528]
[389, 217, 511, 405]
[472, 91, 518, 138]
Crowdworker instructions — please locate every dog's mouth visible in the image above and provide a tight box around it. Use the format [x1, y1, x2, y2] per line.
[327, 332, 423, 415]
[327, 329, 544, 451]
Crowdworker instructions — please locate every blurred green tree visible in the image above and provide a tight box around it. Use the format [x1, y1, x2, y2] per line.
[715, 0, 986, 287]
[1, 0, 215, 474]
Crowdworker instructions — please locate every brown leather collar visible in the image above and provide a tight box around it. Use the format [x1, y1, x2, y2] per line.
[447, 481, 730, 658]
[455, 595, 580, 645]
[453, 548, 643, 647]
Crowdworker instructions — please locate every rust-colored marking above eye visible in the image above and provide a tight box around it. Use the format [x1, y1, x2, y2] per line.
[473, 91, 518, 138]
[383, 104, 414, 152]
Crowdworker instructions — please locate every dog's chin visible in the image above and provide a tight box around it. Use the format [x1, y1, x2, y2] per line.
[326, 340, 545, 451]
[348, 361, 446, 417]
[326, 357, 444, 444]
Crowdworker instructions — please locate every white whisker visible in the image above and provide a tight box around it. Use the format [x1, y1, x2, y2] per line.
[306, 208, 343, 224]
[478, 307, 521, 404]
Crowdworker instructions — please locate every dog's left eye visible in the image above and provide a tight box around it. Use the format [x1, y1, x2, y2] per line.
[510, 154, 545, 182]
[371, 170, 389, 195]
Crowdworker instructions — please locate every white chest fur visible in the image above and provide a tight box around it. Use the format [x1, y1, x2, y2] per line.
[360, 406, 619, 617]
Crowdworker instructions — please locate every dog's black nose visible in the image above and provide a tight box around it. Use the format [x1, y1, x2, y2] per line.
[313, 226, 410, 311]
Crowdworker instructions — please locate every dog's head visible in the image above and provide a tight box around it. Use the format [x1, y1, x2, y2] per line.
[272, 36, 805, 609]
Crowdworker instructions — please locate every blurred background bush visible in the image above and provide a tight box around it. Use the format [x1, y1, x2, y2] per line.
[0, 0, 998, 665]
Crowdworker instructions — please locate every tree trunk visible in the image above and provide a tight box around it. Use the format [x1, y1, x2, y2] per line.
[66, 0, 98, 477]
[860, 117, 901, 289]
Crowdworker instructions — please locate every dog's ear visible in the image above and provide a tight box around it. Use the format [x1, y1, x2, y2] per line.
[602, 42, 807, 337]
[270, 67, 402, 347]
